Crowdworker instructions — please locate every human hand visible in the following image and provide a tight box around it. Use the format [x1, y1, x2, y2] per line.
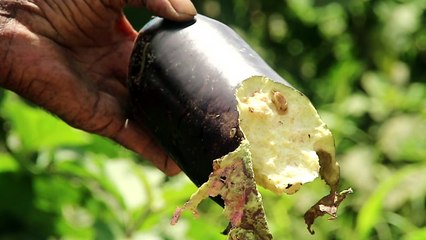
[0, 0, 196, 175]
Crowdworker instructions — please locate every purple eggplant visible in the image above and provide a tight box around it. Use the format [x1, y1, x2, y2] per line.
[128, 14, 346, 237]
[128, 15, 292, 187]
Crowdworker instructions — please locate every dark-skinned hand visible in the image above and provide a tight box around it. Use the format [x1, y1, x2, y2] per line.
[0, 0, 197, 175]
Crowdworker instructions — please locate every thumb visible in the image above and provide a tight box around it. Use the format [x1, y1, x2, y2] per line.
[128, 0, 197, 21]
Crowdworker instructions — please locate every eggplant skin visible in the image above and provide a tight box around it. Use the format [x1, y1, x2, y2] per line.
[127, 14, 290, 187]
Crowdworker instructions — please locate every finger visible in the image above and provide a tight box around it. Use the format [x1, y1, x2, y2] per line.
[128, 0, 196, 21]
[113, 118, 181, 176]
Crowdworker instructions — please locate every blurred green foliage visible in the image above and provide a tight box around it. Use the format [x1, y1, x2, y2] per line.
[1, 0, 426, 239]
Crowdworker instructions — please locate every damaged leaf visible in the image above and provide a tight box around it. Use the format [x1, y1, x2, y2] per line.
[304, 188, 353, 234]
[171, 140, 273, 240]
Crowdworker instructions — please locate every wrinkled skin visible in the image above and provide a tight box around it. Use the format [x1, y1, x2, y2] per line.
[0, 0, 196, 175]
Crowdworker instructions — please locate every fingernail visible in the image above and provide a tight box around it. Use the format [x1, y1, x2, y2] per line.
[168, 0, 197, 19]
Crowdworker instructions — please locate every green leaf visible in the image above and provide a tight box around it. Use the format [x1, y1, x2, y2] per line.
[378, 115, 426, 162]
[403, 228, 426, 240]
[0, 92, 89, 152]
[0, 153, 19, 172]
[356, 165, 426, 239]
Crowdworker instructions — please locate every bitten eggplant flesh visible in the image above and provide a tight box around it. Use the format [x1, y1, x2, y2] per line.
[236, 76, 339, 194]
[128, 14, 349, 238]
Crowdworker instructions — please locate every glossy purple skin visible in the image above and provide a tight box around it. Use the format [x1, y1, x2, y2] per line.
[128, 15, 290, 190]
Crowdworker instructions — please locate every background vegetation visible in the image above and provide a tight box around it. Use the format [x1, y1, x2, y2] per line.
[1, 0, 425, 239]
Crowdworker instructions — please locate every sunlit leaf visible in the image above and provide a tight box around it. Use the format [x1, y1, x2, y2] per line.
[356, 165, 426, 239]
[0, 153, 19, 172]
[403, 227, 426, 240]
[378, 115, 426, 162]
